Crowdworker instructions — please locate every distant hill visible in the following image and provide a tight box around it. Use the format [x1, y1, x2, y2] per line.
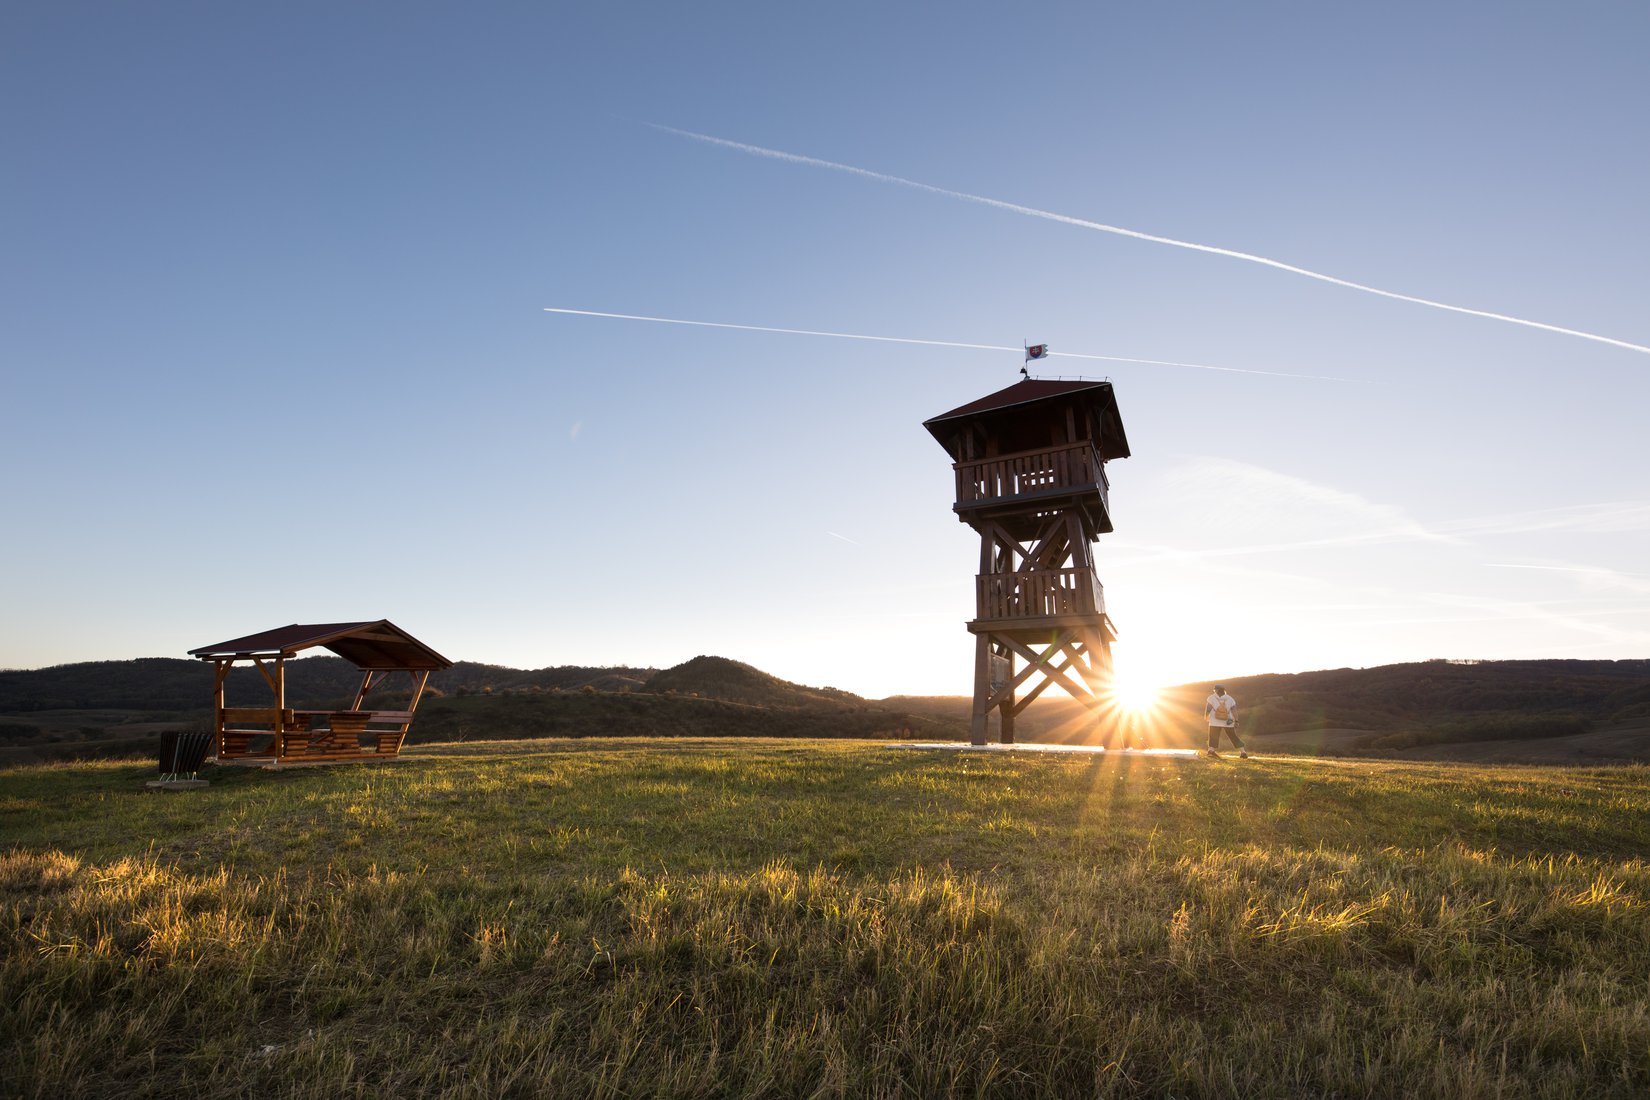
[1202, 659, 1650, 733]
[3, 653, 1648, 765]
[644, 656, 862, 709]
[889, 658, 1650, 762]
[0, 657, 656, 713]
[0, 654, 965, 762]
[897, 657, 1650, 733]
[0, 653, 858, 716]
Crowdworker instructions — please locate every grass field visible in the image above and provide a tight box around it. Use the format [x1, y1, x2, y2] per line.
[4, 740, 1650, 1097]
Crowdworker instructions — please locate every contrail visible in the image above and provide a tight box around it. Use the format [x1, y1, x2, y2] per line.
[542, 307, 1350, 381]
[652, 123, 1650, 358]
[1485, 562, 1650, 595]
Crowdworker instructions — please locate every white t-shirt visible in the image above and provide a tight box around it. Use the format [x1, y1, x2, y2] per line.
[1205, 692, 1237, 727]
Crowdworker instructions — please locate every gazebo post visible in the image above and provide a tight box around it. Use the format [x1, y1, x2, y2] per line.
[212, 660, 229, 758]
[349, 670, 375, 712]
[273, 655, 287, 760]
[389, 670, 433, 753]
[407, 670, 431, 711]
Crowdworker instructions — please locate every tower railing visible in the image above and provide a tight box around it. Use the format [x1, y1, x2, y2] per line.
[954, 442, 1109, 510]
[975, 567, 1106, 621]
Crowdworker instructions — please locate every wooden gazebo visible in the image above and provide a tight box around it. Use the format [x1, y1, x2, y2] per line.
[189, 620, 452, 765]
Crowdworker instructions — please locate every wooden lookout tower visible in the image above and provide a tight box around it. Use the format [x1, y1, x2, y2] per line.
[924, 378, 1130, 744]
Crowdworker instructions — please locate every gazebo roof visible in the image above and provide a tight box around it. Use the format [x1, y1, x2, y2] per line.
[189, 620, 453, 670]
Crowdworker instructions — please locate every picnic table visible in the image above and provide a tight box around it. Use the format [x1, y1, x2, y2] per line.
[216, 708, 416, 762]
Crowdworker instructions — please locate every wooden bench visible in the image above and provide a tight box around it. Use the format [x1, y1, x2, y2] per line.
[215, 708, 417, 762]
[217, 708, 297, 757]
[297, 711, 415, 758]
[360, 711, 415, 755]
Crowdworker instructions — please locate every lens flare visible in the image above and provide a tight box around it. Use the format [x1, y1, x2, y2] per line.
[1109, 677, 1164, 717]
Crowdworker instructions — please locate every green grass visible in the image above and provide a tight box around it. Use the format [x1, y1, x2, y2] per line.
[4, 740, 1650, 1097]
[1356, 712, 1597, 752]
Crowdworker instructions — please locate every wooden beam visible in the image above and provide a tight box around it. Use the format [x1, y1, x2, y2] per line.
[352, 670, 392, 702]
[376, 671, 429, 756]
[986, 632, 1063, 706]
[1023, 517, 1075, 567]
[997, 647, 1016, 745]
[1005, 643, 1090, 712]
[998, 635, 1095, 704]
[213, 660, 229, 758]
[220, 708, 284, 723]
[981, 521, 1016, 566]
[987, 630, 1091, 711]
[1068, 513, 1094, 569]
[406, 670, 431, 714]
[1074, 626, 1113, 687]
[1009, 660, 1072, 713]
[970, 634, 992, 745]
[273, 655, 287, 759]
[349, 670, 374, 711]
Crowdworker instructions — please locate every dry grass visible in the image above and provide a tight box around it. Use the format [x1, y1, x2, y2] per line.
[4, 740, 1650, 1097]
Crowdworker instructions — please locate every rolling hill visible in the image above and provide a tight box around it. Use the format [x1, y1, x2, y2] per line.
[890, 658, 1650, 763]
[3, 653, 1649, 764]
[0, 655, 967, 763]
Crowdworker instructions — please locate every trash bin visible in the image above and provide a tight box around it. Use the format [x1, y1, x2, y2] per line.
[159, 730, 213, 780]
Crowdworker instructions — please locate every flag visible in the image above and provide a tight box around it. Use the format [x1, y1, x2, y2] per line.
[1025, 344, 1049, 361]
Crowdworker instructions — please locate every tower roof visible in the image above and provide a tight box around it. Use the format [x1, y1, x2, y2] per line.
[923, 378, 1130, 460]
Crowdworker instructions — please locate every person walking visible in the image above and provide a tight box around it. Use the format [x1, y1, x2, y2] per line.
[1205, 684, 1247, 758]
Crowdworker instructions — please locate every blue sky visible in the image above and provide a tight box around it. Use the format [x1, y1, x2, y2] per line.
[4, 3, 1647, 697]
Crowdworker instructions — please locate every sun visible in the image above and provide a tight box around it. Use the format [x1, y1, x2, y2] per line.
[1107, 665, 1164, 717]
[1108, 676, 1161, 719]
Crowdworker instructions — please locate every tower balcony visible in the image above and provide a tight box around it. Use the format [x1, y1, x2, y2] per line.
[973, 567, 1107, 625]
[953, 442, 1112, 534]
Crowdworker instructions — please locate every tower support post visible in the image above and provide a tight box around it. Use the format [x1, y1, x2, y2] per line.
[970, 634, 993, 745]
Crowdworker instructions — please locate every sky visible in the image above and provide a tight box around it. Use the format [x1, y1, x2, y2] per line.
[4, 3, 1648, 699]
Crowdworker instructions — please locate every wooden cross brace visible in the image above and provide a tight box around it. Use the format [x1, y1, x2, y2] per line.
[985, 631, 1107, 715]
